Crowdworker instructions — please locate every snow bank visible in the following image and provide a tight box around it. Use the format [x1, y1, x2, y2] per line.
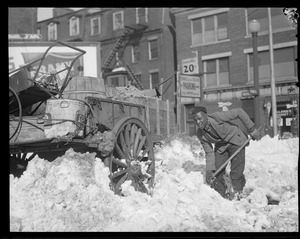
[10, 135, 298, 232]
[10, 149, 121, 231]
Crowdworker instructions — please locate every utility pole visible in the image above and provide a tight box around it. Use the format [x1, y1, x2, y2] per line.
[176, 67, 181, 133]
[249, 19, 261, 129]
[268, 8, 277, 136]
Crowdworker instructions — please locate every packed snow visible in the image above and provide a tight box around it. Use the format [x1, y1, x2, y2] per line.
[10, 134, 298, 232]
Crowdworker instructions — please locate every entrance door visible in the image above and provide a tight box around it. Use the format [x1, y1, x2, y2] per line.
[185, 104, 197, 136]
[241, 98, 254, 123]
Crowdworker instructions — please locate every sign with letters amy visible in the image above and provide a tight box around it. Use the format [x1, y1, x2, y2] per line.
[180, 75, 200, 98]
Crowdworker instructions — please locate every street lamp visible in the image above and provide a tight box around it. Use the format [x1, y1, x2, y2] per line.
[249, 19, 261, 129]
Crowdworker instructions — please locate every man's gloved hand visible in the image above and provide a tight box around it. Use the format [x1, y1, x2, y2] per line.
[205, 170, 216, 186]
[250, 128, 260, 141]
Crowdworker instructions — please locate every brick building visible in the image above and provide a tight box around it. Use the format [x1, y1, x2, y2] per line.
[171, 8, 298, 136]
[36, 8, 176, 103]
[8, 8, 38, 34]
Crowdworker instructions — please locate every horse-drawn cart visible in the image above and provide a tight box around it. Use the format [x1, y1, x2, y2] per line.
[9, 41, 155, 196]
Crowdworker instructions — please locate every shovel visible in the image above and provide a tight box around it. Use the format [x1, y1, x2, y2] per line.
[211, 126, 262, 198]
[211, 126, 262, 182]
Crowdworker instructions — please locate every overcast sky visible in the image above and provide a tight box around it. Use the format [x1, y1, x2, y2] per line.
[37, 8, 83, 21]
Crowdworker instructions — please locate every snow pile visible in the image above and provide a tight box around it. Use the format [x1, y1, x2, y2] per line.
[10, 149, 121, 231]
[111, 85, 156, 104]
[244, 135, 298, 197]
[10, 135, 298, 232]
[154, 135, 206, 172]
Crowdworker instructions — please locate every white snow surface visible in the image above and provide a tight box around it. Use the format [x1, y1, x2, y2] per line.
[10, 135, 298, 232]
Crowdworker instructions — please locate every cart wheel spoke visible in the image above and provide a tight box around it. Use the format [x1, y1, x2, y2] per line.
[129, 124, 137, 152]
[133, 128, 142, 157]
[124, 124, 131, 149]
[114, 174, 128, 195]
[110, 117, 155, 196]
[27, 153, 37, 161]
[115, 143, 127, 161]
[21, 153, 27, 161]
[119, 131, 130, 158]
[111, 156, 128, 168]
[111, 168, 128, 179]
[135, 135, 146, 158]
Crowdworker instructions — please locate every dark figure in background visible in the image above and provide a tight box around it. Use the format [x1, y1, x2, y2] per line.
[193, 106, 260, 200]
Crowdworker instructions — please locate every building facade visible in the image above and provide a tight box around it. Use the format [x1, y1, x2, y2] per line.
[172, 8, 298, 137]
[8, 8, 38, 34]
[36, 8, 176, 103]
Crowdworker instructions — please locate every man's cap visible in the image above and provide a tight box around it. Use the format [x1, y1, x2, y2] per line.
[192, 106, 207, 114]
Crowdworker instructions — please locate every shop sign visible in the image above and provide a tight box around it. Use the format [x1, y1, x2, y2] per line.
[218, 102, 232, 111]
[180, 75, 200, 98]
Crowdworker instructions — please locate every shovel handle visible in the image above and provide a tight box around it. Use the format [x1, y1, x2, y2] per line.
[212, 126, 262, 178]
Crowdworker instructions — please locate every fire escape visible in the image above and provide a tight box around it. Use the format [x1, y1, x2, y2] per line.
[102, 18, 147, 90]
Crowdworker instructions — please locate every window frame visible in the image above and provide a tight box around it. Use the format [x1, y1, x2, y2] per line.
[203, 56, 230, 88]
[69, 16, 80, 36]
[131, 44, 140, 63]
[136, 8, 148, 24]
[90, 16, 101, 36]
[48, 22, 57, 41]
[148, 39, 158, 60]
[190, 10, 229, 46]
[246, 45, 297, 82]
[149, 71, 160, 89]
[113, 11, 124, 30]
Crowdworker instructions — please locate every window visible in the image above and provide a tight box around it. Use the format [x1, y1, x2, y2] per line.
[150, 72, 159, 89]
[246, 8, 293, 34]
[69, 16, 79, 36]
[248, 46, 297, 81]
[217, 13, 228, 40]
[48, 22, 57, 41]
[113, 11, 124, 30]
[148, 39, 158, 60]
[191, 12, 228, 45]
[131, 44, 140, 63]
[136, 8, 148, 24]
[110, 77, 119, 86]
[192, 18, 202, 45]
[203, 57, 230, 87]
[91, 17, 101, 35]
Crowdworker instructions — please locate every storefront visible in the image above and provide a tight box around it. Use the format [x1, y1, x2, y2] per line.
[264, 94, 298, 137]
[184, 99, 243, 136]
[184, 94, 298, 137]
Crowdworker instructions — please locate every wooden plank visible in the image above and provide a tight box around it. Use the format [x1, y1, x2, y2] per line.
[166, 99, 170, 136]
[156, 98, 160, 135]
[146, 103, 150, 131]
[146, 98, 157, 109]
[160, 100, 167, 111]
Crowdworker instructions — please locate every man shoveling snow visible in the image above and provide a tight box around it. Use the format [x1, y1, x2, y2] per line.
[193, 107, 260, 200]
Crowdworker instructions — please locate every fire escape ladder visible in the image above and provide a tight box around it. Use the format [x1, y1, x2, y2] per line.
[125, 64, 143, 90]
[103, 28, 131, 69]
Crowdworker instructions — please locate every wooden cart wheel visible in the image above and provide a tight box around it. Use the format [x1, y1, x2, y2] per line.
[109, 117, 155, 196]
[9, 86, 22, 141]
[10, 153, 37, 177]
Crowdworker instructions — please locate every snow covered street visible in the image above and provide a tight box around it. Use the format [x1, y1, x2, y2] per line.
[10, 135, 298, 232]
